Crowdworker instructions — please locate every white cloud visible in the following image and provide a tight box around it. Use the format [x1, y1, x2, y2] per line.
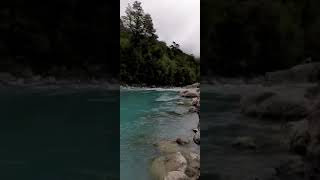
[120, 0, 200, 56]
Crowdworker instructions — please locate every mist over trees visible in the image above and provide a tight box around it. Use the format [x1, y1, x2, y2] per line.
[202, 0, 320, 77]
[120, 1, 200, 86]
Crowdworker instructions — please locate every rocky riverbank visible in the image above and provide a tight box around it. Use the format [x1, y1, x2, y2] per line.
[239, 83, 320, 179]
[150, 83, 200, 180]
[199, 62, 320, 179]
[230, 62, 320, 179]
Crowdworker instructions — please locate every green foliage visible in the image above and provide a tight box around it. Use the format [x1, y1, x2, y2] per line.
[120, 1, 199, 86]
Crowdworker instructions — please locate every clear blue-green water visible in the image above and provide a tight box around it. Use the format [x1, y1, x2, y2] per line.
[0, 87, 119, 180]
[120, 89, 199, 180]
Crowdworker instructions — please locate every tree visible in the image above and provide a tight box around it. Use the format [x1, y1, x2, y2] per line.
[143, 13, 158, 39]
[120, 1, 199, 86]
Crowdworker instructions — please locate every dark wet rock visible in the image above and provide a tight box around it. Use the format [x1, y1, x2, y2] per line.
[192, 128, 198, 133]
[232, 136, 257, 149]
[176, 138, 190, 145]
[188, 106, 198, 113]
[193, 131, 200, 145]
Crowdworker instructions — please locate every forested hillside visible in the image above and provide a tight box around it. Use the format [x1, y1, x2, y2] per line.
[202, 0, 320, 77]
[120, 1, 200, 86]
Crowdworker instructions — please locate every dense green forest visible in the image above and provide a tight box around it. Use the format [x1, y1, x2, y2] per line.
[202, 0, 320, 77]
[120, 1, 200, 86]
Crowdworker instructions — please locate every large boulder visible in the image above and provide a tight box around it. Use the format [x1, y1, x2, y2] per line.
[180, 90, 199, 98]
[265, 62, 320, 83]
[165, 152, 188, 172]
[150, 152, 188, 180]
[182, 152, 200, 180]
[241, 91, 309, 120]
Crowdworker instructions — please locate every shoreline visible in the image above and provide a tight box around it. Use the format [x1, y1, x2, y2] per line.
[150, 86, 200, 180]
[0, 72, 200, 91]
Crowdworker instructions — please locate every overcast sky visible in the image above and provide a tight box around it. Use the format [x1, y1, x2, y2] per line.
[120, 0, 200, 57]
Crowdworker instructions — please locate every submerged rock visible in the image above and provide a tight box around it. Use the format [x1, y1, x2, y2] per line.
[177, 101, 185, 105]
[155, 140, 180, 154]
